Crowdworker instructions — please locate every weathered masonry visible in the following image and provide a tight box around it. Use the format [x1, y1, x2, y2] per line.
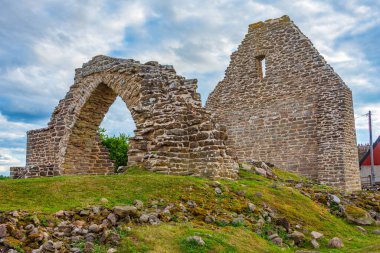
[11, 16, 361, 191]
[206, 16, 361, 191]
[11, 56, 238, 179]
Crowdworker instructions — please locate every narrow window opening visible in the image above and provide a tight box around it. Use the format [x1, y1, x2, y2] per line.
[256, 55, 266, 80]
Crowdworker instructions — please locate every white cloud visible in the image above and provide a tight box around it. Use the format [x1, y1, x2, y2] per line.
[100, 97, 136, 136]
[0, 148, 25, 175]
[0, 113, 41, 140]
[1, 0, 380, 154]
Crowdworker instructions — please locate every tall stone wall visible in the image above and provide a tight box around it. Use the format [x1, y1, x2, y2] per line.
[11, 56, 238, 179]
[206, 16, 361, 191]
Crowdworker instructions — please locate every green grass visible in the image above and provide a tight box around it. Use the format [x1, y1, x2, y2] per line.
[0, 168, 379, 252]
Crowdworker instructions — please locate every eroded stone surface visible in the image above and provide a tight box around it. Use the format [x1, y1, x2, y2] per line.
[206, 15, 360, 191]
[11, 56, 238, 179]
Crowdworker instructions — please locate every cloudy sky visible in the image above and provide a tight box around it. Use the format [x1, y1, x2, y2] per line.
[1, 0, 380, 176]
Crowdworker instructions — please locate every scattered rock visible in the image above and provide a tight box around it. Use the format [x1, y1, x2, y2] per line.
[248, 203, 256, 212]
[117, 166, 127, 173]
[268, 233, 278, 240]
[92, 206, 101, 214]
[113, 205, 138, 218]
[42, 240, 55, 252]
[84, 241, 94, 253]
[73, 220, 85, 228]
[215, 187, 222, 195]
[204, 215, 215, 223]
[372, 229, 380, 235]
[272, 237, 283, 246]
[100, 198, 109, 203]
[107, 248, 117, 253]
[232, 217, 245, 226]
[55, 210, 65, 217]
[107, 232, 121, 246]
[345, 205, 375, 225]
[356, 226, 366, 233]
[186, 200, 197, 208]
[328, 237, 344, 248]
[289, 231, 305, 245]
[187, 236, 205, 246]
[0, 224, 7, 238]
[275, 217, 290, 232]
[133, 200, 144, 209]
[329, 194, 341, 204]
[80, 209, 90, 216]
[310, 239, 319, 249]
[240, 163, 252, 171]
[88, 224, 100, 233]
[70, 247, 81, 253]
[148, 214, 161, 225]
[139, 214, 150, 223]
[107, 213, 117, 225]
[310, 231, 323, 240]
[53, 241, 63, 250]
[254, 167, 267, 177]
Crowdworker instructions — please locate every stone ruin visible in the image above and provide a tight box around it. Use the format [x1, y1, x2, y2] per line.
[11, 16, 361, 191]
[207, 16, 360, 191]
[10, 56, 238, 179]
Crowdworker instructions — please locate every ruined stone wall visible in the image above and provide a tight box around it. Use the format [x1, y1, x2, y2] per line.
[11, 56, 238, 179]
[206, 16, 361, 191]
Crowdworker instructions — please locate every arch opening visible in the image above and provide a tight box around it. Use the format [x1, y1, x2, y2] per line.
[62, 82, 138, 175]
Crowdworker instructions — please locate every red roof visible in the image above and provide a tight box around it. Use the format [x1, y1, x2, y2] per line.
[360, 135, 380, 166]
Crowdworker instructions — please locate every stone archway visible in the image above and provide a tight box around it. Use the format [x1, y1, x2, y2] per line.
[12, 56, 238, 179]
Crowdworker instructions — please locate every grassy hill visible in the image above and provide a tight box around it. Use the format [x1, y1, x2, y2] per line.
[0, 168, 379, 252]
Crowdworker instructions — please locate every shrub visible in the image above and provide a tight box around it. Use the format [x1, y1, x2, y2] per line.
[98, 128, 129, 171]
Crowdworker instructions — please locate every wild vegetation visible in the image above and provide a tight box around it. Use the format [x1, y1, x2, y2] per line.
[98, 128, 129, 171]
[0, 167, 379, 252]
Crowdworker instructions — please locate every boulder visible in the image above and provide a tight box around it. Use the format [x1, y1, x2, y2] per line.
[345, 205, 375, 225]
[113, 205, 138, 218]
[268, 233, 279, 240]
[133, 200, 144, 210]
[310, 239, 319, 249]
[289, 231, 305, 245]
[356, 226, 366, 233]
[329, 194, 341, 204]
[107, 213, 117, 225]
[100, 198, 109, 203]
[139, 214, 149, 223]
[84, 241, 94, 253]
[215, 187, 222, 195]
[254, 167, 267, 177]
[148, 214, 161, 225]
[186, 200, 197, 208]
[204, 215, 215, 223]
[272, 237, 283, 246]
[240, 163, 252, 171]
[88, 224, 100, 233]
[248, 203, 256, 212]
[328, 237, 344, 248]
[310, 231, 323, 240]
[232, 217, 245, 226]
[42, 240, 55, 252]
[0, 224, 7, 238]
[275, 218, 290, 232]
[187, 236, 205, 246]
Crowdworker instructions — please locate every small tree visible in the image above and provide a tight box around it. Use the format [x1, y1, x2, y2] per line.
[98, 128, 129, 171]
